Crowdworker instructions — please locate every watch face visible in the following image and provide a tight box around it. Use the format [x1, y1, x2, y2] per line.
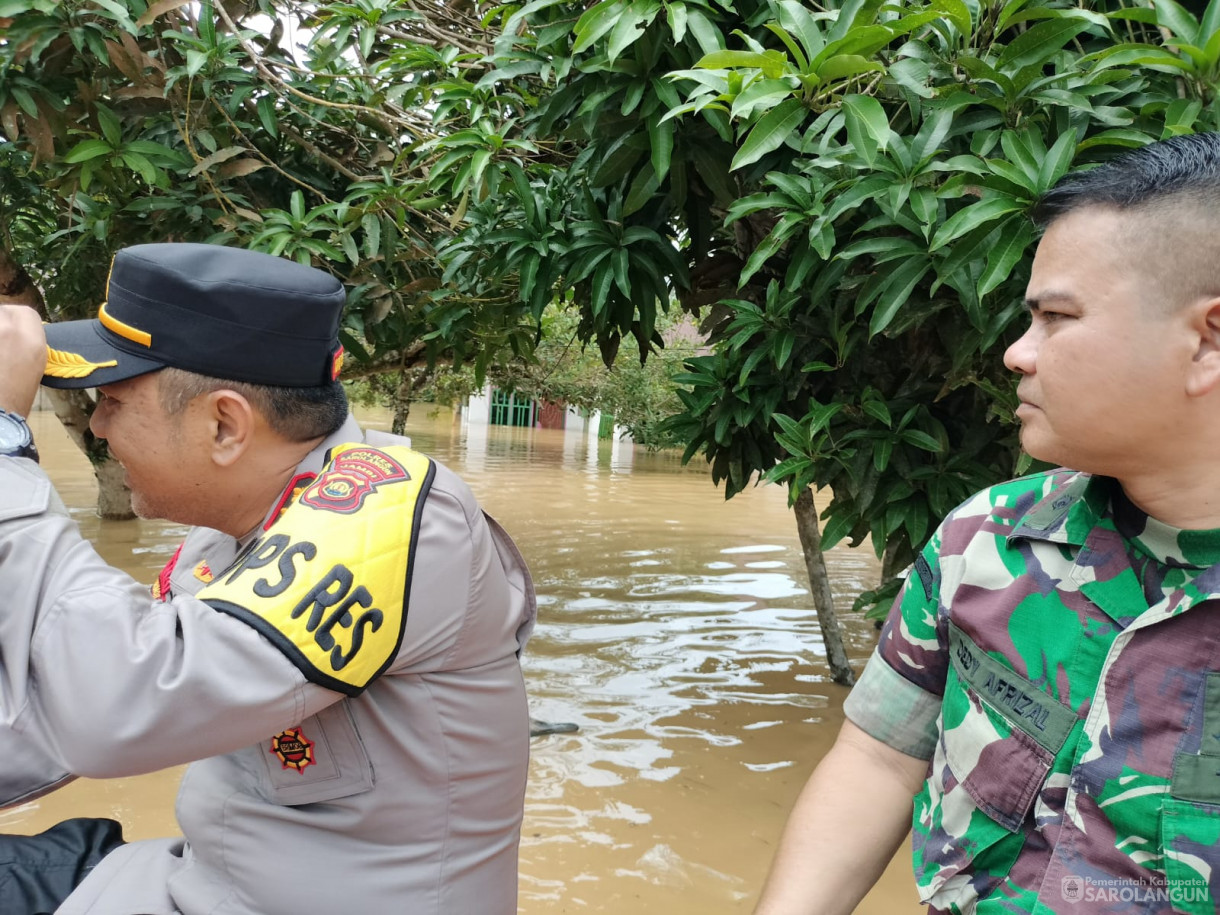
[0, 412, 30, 451]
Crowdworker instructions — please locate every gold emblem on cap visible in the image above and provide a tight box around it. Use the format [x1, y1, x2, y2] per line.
[98, 302, 152, 347]
[44, 346, 118, 379]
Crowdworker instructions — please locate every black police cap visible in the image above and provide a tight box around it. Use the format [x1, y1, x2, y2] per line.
[42, 243, 347, 390]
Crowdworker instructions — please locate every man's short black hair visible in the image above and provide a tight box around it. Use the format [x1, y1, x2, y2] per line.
[158, 368, 349, 442]
[1033, 132, 1220, 227]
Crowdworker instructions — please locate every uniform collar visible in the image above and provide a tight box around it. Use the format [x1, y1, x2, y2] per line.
[249, 413, 365, 537]
[1007, 471, 1111, 546]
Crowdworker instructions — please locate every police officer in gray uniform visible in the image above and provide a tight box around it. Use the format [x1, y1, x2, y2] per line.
[0, 243, 536, 915]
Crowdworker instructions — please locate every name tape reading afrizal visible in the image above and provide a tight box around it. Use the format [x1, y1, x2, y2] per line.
[949, 623, 1078, 755]
[199, 443, 435, 696]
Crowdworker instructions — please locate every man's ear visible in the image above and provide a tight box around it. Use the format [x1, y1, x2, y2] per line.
[1187, 297, 1220, 397]
[205, 389, 256, 466]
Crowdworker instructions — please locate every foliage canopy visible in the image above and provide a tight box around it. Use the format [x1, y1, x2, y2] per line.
[6, 0, 1220, 642]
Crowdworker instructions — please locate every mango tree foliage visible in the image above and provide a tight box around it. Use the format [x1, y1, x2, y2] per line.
[0, 0, 543, 515]
[428, 0, 1220, 683]
[5, 0, 1220, 683]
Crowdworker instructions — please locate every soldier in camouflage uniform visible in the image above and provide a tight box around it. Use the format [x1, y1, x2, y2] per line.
[754, 132, 1220, 915]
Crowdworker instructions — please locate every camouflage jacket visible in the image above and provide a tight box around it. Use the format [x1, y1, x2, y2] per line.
[845, 469, 1220, 914]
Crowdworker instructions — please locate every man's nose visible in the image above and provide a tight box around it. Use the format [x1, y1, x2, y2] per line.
[88, 400, 108, 439]
[1003, 324, 1037, 375]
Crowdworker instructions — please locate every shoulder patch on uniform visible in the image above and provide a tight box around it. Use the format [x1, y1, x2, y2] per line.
[197, 443, 435, 696]
[301, 447, 409, 514]
[914, 554, 934, 600]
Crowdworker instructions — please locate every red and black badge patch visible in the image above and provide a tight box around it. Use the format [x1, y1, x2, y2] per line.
[300, 448, 409, 514]
[270, 727, 316, 773]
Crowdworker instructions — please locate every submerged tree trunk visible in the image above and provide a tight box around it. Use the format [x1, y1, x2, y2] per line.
[792, 487, 856, 687]
[0, 248, 133, 519]
[880, 537, 907, 584]
[391, 370, 413, 436]
[44, 387, 135, 520]
[93, 453, 134, 519]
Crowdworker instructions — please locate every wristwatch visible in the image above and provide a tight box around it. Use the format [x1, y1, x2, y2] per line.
[0, 409, 38, 463]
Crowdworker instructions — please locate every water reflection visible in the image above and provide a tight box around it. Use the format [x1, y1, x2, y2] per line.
[16, 406, 921, 914]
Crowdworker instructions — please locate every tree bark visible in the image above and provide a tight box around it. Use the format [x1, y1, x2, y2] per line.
[880, 536, 908, 585]
[792, 487, 856, 686]
[46, 388, 135, 520]
[0, 247, 134, 519]
[0, 249, 43, 307]
[93, 452, 134, 519]
[391, 370, 412, 436]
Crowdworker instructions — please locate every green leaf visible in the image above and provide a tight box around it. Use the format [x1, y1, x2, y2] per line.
[1036, 129, 1077, 192]
[765, 23, 810, 73]
[774, 0, 826, 62]
[820, 511, 854, 551]
[1202, 0, 1220, 40]
[647, 117, 673, 183]
[121, 151, 157, 185]
[9, 86, 38, 119]
[773, 330, 796, 369]
[696, 49, 780, 70]
[96, 104, 122, 147]
[341, 231, 359, 266]
[362, 213, 381, 260]
[1076, 128, 1155, 152]
[1163, 98, 1203, 136]
[63, 139, 115, 164]
[977, 217, 1035, 298]
[1153, 0, 1201, 45]
[862, 400, 892, 426]
[623, 163, 660, 216]
[606, 0, 661, 63]
[731, 78, 799, 120]
[841, 94, 891, 168]
[573, 0, 624, 53]
[873, 437, 893, 472]
[901, 429, 943, 452]
[934, 0, 973, 37]
[731, 97, 806, 171]
[868, 257, 930, 336]
[612, 247, 631, 298]
[668, 2, 688, 42]
[815, 54, 884, 84]
[998, 17, 1092, 70]
[592, 136, 646, 186]
[929, 195, 1025, 251]
[185, 48, 209, 77]
[1087, 44, 1192, 72]
[684, 9, 723, 55]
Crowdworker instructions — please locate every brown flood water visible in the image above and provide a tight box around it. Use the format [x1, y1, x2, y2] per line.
[8, 407, 923, 914]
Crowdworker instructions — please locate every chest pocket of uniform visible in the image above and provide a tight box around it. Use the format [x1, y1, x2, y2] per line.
[1159, 673, 1220, 914]
[259, 701, 374, 806]
[943, 625, 1077, 830]
[917, 628, 1076, 909]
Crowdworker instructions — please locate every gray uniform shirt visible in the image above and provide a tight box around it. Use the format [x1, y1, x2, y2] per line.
[0, 416, 536, 914]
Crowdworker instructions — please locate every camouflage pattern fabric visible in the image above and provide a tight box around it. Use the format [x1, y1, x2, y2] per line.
[845, 469, 1220, 914]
